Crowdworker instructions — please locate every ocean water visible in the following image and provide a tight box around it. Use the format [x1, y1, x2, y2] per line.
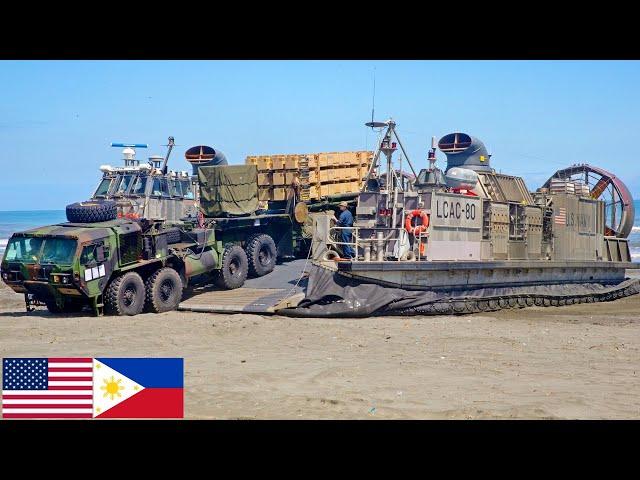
[0, 210, 66, 255]
[1, 203, 639, 261]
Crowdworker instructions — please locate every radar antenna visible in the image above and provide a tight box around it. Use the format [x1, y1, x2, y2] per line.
[362, 118, 418, 192]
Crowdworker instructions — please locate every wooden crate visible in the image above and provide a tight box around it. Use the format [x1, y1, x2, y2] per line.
[347, 180, 361, 194]
[271, 155, 286, 170]
[309, 170, 318, 183]
[285, 171, 299, 184]
[256, 157, 272, 171]
[258, 172, 272, 186]
[346, 152, 360, 166]
[318, 184, 330, 197]
[319, 152, 341, 169]
[319, 169, 335, 183]
[258, 187, 272, 201]
[272, 172, 286, 185]
[284, 156, 300, 170]
[308, 154, 319, 169]
[272, 187, 289, 201]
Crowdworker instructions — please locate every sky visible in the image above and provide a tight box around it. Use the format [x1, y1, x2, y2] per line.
[0, 60, 638, 211]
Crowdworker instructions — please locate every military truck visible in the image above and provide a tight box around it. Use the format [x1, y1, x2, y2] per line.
[1, 218, 220, 315]
[0, 143, 368, 316]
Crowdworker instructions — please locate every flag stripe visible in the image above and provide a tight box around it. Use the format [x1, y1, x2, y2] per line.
[3, 399, 92, 404]
[48, 381, 92, 386]
[3, 403, 91, 408]
[49, 385, 92, 390]
[48, 358, 92, 363]
[3, 413, 93, 418]
[48, 362, 93, 369]
[3, 390, 92, 396]
[48, 376, 93, 381]
[2, 408, 92, 414]
[49, 371, 92, 377]
[48, 367, 92, 372]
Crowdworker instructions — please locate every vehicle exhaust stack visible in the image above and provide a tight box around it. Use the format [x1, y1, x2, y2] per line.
[185, 145, 228, 175]
[438, 132, 492, 173]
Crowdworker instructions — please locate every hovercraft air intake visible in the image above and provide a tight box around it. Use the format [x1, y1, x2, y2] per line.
[185, 145, 228, 175]
[438, 132, 491, 173]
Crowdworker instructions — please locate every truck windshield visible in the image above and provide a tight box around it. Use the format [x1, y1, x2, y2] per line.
[4, 237, 76, 264]
[40, 238, 77, 264]
[94, 178, 113, 197]
[114, 174, 136, 196]
[4, 237, 44, 263]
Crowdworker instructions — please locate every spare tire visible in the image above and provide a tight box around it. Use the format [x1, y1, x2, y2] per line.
[66, 200, 117, 223]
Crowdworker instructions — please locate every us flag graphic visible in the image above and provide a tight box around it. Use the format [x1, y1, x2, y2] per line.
[2, 358, 93, 419]
[554, 207, 567, 225]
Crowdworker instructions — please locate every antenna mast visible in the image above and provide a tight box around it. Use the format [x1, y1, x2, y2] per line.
[371, 67, 376, 124]
[161, 136, 175, 174]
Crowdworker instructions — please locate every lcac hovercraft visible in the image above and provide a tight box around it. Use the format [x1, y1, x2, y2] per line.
[284, 119, 639, 317]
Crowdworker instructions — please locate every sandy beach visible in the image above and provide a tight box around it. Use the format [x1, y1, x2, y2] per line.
[1, 277, 639, 419]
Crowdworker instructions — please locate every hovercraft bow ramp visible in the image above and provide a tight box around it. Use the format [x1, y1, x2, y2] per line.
[178, 259, 308, 314]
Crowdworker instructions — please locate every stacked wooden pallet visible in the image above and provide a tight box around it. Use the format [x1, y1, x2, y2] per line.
[246, 151, 373, 201]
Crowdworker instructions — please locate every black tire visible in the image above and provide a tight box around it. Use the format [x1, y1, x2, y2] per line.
[66, 200, 117, 223]
[45, 300, 63, 314]
[145, 268, 183, 313]
[46, 299, 83, 313]
[163, 228, 182, 244]
[105, 272, 145, 316]
[246, 233, 277, 277]
[215, 245, 248, 290]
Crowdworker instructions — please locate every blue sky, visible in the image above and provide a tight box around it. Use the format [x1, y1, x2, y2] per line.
[0, 60, 638, 210]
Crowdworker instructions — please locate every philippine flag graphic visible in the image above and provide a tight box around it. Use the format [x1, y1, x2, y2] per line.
[2, 357, 184, 419]
[93, 358, 183, 418]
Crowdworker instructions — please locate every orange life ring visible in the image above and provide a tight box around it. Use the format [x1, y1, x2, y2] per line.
[405, 210, 429, 235]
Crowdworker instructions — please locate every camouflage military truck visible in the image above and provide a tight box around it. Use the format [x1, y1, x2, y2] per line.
[0, 218, 225, 315]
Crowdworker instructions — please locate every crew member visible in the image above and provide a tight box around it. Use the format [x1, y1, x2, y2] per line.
[336, 201, 354, 259]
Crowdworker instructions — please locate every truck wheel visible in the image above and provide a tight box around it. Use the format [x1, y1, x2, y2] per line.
[215, 245, 248, 289]
[45, 300, 63, 314]
[246, 233, 277, 277]
[145, 268, 183, 313]
[105, 272, 145, 316]
[66, 200, 117, 223]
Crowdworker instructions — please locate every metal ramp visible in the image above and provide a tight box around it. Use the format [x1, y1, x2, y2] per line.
[178, 259, 309, 314]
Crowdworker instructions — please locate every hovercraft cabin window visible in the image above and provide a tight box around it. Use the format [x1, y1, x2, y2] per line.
[118, 232, 141, 265]
[152, 178, 171, 197]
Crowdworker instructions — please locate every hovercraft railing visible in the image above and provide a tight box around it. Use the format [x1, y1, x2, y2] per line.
[327, 226, 428, 262]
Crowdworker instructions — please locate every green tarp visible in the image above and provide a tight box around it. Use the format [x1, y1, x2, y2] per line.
[198, 165, 259, 217]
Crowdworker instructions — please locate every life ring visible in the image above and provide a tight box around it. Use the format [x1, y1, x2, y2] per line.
[405, 210, 429, 235]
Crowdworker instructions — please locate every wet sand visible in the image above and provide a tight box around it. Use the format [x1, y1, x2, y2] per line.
[1, 277, 639, 419]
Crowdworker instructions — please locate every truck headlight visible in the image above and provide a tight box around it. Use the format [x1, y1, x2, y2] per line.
[53, 275, 60, 283]
[2, 272, 7, 280]
[62, 276, 69, 284]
